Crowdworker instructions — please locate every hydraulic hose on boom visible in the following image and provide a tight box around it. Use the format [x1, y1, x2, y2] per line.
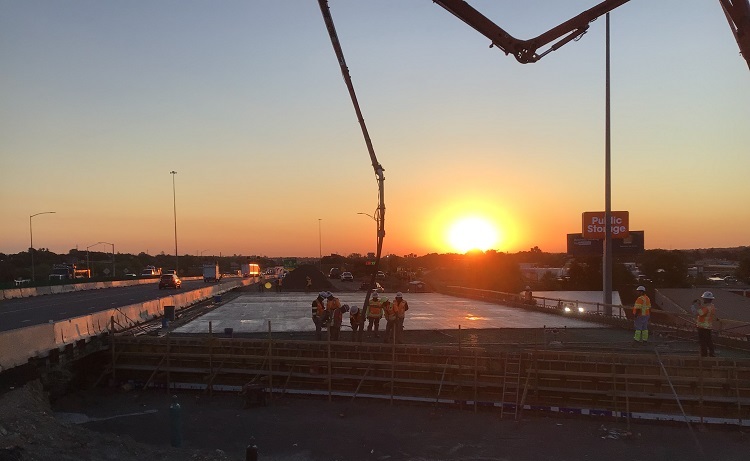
[317, 1, 386, 309]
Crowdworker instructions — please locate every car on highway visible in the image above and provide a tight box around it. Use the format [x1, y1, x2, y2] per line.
[340, 272, 354, 282]
[376, 271, 386, 280]
[329, 267, 341, 279]
[359, 281, 384, 292]
[164, 269, 177, 275]
[158, 274, 182, 289]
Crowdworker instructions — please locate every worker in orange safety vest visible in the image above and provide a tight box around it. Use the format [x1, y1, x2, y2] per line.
[366, 292, 383, 338]
[692, 291, 719, 357]
[326, 292, 342, 340]
[632, 286, 651, 343]
[349, 305, 364, 342]
[382, 297, 396, 343]
[311, 292, 327, 340]
[392, 292, 409, 344]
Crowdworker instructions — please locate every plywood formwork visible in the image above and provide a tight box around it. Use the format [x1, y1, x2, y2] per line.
[110, 335, 750, 426]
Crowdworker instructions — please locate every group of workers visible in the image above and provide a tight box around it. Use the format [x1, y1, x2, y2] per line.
[631, 285, 720, 357]
[311, 291, 409, 343]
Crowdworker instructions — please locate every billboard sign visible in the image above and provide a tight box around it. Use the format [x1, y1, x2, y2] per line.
[582, 211, 629, 239]
[567, 230, 644, 256]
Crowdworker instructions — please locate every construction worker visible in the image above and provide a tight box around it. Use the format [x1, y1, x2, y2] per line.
[392, 292, 409, 344]
[326, 292, 342, 340]
[349, 305, 364, 342]
[692, 291, 719, 357]
[523, 286, 534, 305]
[632, 286, 651, 343]
[382, 297, 395, 343]
[311, 292, 327, 340]
[366, 292, 383, 338]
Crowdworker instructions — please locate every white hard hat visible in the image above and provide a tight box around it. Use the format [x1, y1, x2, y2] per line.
[326, 291, 333, 298]
[525, 286, 531, 290]
[396, 292, 403, 298]
[636, 286, 646, 292]
[318, 291, 327, 298]
[372, 292, 379, 299]
[701, 291, 715, 300]
[350, 306, 359, 315]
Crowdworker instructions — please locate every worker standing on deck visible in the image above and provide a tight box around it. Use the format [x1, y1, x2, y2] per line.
[392, 292, 409, 344]
[326, 292, 342, 340]
[311, 292, 327, 340]
[632, 286, 651, 343]
[349, 305, 364, 342]
[382, 297, 395, 343]
[692, 291, 719, 357]
[366, 292, 383, 338]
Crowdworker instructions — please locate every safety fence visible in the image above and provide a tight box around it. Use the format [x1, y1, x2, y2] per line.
[0, 278, 255, 371]
[110, 334, 750, 427]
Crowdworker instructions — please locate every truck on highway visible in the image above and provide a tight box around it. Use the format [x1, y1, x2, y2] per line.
[203, 263, 221, 283]
[241, 263, 261, 278]
[49, 263, 90, 281]
[140, 266, 162, 277]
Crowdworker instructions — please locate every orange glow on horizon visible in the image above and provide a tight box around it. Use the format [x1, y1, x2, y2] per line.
[426, 200, 519, 254]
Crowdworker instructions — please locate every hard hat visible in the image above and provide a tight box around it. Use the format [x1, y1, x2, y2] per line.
[318, 291, 327, 298]
[396, 292, 403, 298]
[326, 291, 333, 298]
[636, 286, 646, 292]
[525, 286, 531, 290]
[372, 292, 379, 299]
[701, 291, 714, 300]
[350, 306, 359, 315]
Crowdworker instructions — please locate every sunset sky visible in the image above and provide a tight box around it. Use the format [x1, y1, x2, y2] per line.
[2, 1, 748, 259]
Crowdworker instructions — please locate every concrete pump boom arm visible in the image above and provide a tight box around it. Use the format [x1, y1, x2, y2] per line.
[433, 0, 750, 70]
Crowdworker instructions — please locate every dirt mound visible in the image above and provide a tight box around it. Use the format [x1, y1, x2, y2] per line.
[0, 381, 230, 461]
[282, 265, 333, 292]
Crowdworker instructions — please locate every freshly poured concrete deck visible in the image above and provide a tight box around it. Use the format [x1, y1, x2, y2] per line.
[174, 292, 606, 334]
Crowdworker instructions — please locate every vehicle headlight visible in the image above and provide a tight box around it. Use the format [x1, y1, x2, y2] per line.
[577, 307, 585, 313]
[564, 306, 571, 313]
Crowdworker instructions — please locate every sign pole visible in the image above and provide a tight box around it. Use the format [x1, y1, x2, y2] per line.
[603, 13, 613, 315]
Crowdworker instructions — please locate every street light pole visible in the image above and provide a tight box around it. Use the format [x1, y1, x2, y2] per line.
[318, 219, 322, 271]
[29, 211, 56, 282]
[170, 171, 179, 275]
[357, 212, 378, 252]
[99, 241, 115, 278]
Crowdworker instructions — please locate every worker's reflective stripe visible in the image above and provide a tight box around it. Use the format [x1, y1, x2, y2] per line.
[697, 303, 716, 329]
[632, 295, 651, 316]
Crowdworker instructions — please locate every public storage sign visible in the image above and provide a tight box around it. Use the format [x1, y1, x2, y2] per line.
[582, 211, 629, 239]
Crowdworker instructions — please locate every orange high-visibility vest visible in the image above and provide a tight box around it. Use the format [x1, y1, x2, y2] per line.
[633, 295, 651, 316]
[314, 299, 325, 317]
[326, 297, 341, 312]
[367, 300, 382, 318]
[696, 303, 716, 329]
[392, 299, 408, 318]
[383, 302, 396, 321]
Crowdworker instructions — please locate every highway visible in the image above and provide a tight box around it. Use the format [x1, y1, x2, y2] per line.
[0, 279, 235, 332]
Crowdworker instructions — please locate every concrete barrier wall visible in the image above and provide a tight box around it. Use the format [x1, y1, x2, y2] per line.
[1, 277, 255, 370]
[1, 276, 207, 300]
[0, 324, 56, 371]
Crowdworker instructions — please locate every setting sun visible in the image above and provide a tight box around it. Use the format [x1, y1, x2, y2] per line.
[447, 217, 501, 253]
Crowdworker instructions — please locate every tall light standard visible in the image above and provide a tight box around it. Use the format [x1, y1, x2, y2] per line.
[170, 171, 179, 274]
[357, 212, 378, 252]
[86, 242, 100, 277]
[99, 241, 115, 278]
[318, 218, 322, 270]
[30, 211, 56, 282]
[200, 249, 210, 258]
